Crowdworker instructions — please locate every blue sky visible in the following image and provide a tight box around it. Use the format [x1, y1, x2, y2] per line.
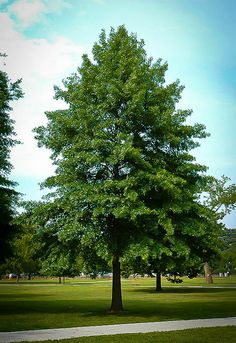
[0, 0, 235, 227]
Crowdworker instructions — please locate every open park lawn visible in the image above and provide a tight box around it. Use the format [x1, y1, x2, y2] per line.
[0, 276, 236, 333]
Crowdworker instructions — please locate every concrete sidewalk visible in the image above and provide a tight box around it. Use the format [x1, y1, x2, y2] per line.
[1, 317, 236, 343]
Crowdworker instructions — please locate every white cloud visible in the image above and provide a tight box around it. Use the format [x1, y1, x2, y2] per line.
[8, 0, 46, 27]
[8, 0, 71, 28]
[0, 12, 85, 178]
[43, 0, 71, 13]
[0, 0, 9, 5]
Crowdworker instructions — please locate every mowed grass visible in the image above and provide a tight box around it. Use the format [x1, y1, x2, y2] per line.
[20, 327, 236, 343]
[0, 276, 236, 332]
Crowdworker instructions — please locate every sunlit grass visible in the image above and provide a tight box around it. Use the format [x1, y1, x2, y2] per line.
[0, 276, 235, 332]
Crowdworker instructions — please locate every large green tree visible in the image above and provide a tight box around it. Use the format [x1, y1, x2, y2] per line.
[33, 26, 212, 312]
[0, 54, 23, 263]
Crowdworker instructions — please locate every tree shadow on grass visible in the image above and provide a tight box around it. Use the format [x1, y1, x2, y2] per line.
[1, 296, 236, 332]
[0, 299, 110, 315]
[81, 298, 236, 321]
[0, 293, 51, 300]
[1, 295, 235, 316]
[130, 287, 236, 294]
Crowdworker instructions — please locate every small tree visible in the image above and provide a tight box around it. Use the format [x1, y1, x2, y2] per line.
[203, 176, 236, 220]
[214, 229, 236, 275]
[3, 222, 42, 281]
[202, 176, 236, 283]
[33, 26, 212, 312]
[40, 247, 76, 283]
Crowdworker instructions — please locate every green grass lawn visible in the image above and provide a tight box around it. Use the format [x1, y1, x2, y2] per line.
[0, 276, 236, 332]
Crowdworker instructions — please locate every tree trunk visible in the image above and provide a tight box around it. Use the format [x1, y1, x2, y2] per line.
[16, 274, 20, 283]
[110, 253, 123, 312]
[58, 276, 62, 284]
[204, 262, 213, 284]
[155, 271, 162, 291]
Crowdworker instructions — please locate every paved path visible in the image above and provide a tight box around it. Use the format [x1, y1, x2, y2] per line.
[1, 317, 236, 343]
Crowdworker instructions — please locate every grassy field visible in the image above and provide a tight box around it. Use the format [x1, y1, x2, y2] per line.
[0, 276, 236, 332]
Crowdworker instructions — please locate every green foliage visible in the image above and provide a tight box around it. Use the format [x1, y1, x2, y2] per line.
[121, 215, 221, 281]
[33, 26, 209, 252]
[18, 201, 110, 278]
[200, 177, 236, 277]
[29, 26, 220, 308]
[203, 175, 236, 220]
[2, 222, 41, 278]
[214, 229, 236, 274]
[121, 177, 225, 281]
[222, 243, 236, 274]
[0, 54, 23, 263]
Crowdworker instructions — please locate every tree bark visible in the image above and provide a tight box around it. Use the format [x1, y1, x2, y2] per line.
[155, 271, 162, 291]
[204, 262, 213, 284]
[110, 253, 123, 312]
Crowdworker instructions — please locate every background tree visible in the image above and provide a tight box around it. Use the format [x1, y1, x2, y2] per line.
[213, 228, 236, 275]
[121, 204, 222, 291]
[0, 53, 23, 264]
[224, 229, 236, 275]
[20, 201, 110, 282]
[17, 201, 79, 283]
[202, 176, 236, 283]
[203, 176, 236, 220]
[32, 26, 216, 312]
[7, 225, 41, 281]
[39, 237, 110, 282]
[221, 243, 236, 275]
[40, 247, 76, 283]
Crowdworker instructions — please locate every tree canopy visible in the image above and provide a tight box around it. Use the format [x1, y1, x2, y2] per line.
[32, 26, 222, 312]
